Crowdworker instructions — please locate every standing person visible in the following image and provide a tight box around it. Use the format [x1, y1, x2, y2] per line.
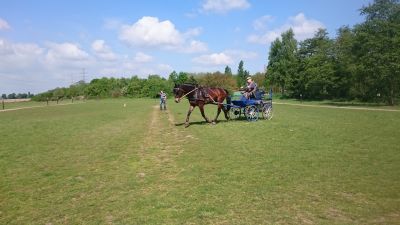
[244, 77, 257, 99]
[160, 90, 167, 110]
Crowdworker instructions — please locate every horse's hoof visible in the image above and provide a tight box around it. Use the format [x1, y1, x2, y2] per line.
[211, 121, 216, 125]
[185, 123, 190, 128]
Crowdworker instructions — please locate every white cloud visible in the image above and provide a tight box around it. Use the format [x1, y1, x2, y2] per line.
[0, 39, 48, 93]
[0, 18, 11, 30]
[193, 52, 234, 66]
[179, 40, 208, 53]
[224, 49, 258, 60]
[248, 13, 324, 44]
[103, 18, 123, 30]
[252, 15, 274, 31]
[120, 16, 183, 47]
[119, 16, 207, 54]
[288, 13, 325, 40]
[134, 52, 153, 63]
[0, 38, 177, 94]
[202, 0, 250, 13]
[183, 27, 203, 38]
[0, 39, 44, 69]
[91, 40, 118, 61]
[156, 64, 173, 74]
[192, 49, 258, 68]
[46, 42, 89, 62]
[120, 57, 172, 77]
[247, 31, 280, 44]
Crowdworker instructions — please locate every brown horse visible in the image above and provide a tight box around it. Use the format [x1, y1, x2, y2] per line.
[173, 83, 231, 127]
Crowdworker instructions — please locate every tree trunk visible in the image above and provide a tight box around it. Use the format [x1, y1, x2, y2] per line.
[389, 83, 395, 106]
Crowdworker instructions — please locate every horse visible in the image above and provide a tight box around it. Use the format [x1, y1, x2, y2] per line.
[173, 83, 231, 127]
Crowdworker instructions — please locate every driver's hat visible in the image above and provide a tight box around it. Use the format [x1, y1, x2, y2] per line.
[246, 76, 252, 80]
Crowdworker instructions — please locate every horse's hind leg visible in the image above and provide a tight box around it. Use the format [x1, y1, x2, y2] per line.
[185, 105, 195, 128]
[213, 104, 222, 124]
[199, 103, 211, 124]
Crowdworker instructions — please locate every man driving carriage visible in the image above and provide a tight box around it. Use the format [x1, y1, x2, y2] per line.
[243, 76, 257, 99]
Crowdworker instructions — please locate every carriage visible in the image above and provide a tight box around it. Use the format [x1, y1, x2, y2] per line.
[228, 90, 273, 122]
[173, 83, 272, 127]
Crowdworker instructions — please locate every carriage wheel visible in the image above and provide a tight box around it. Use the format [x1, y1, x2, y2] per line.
[229, 107, 241, 120]
[245, 105, 259, 121]
[262, 105, 273, 120]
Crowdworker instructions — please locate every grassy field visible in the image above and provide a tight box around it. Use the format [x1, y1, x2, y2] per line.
[272, 98, 400, 110]
[1, 98, 399, 224]
[0, 99, 83, 110]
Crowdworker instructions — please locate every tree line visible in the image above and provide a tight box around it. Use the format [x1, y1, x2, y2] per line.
[267, 0, 400, 105]
[1, 93, 34, 99]
[31, 61, 261, 101]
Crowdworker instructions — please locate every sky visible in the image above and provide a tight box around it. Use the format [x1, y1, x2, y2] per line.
[0, 0, 372, 94]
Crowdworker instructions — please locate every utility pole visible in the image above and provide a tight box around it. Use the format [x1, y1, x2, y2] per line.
[81, 68, 86, 83]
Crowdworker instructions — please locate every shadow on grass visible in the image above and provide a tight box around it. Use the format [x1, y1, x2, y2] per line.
[174, 119, 233, 127]
[280, 98, 393, 108]
[320, 102, 388, 107]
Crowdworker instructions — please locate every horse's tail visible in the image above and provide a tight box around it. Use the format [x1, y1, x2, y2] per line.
[224, 89, 231, 111]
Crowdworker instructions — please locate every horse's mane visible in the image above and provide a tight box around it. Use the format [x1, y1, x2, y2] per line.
[181, 83, 197, 87]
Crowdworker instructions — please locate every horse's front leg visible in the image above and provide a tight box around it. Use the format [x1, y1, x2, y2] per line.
[185, 105, 195, 128]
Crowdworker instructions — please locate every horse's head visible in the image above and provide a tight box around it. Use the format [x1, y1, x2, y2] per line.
[173, 84, 184, 103]
[173, 83, 196, 103]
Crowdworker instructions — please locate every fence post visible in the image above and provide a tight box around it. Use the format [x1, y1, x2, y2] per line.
[2, 99, 4, 110]
[46, 97, 49, 106]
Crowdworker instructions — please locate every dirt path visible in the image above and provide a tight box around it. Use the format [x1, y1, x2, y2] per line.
[274, 102, 400, 112]
[136, 105, 192, 189]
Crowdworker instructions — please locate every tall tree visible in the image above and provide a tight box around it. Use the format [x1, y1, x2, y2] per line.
[333, 26, 357, 99]
[267, 29, 298, 96]
[353, 0, 400, 104]
[224, 65, 232, 76]
[237, 60, 246, 87]
[168, 71, 178, 84]
[298, 29, 336, 99]
[177, 72, 189, 84]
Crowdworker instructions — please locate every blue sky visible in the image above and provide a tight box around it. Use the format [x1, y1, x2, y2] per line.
[0, 0, 371, 94]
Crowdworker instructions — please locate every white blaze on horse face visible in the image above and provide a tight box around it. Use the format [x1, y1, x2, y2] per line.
[175, 97, 180, 103]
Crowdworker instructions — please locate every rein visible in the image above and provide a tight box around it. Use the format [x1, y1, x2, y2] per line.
[178, 87, 198, 101]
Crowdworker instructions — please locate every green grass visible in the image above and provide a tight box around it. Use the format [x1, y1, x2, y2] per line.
[1, 98, 399, 224]
[0, 99, 83, 110]
[273, 98, 400, 110]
